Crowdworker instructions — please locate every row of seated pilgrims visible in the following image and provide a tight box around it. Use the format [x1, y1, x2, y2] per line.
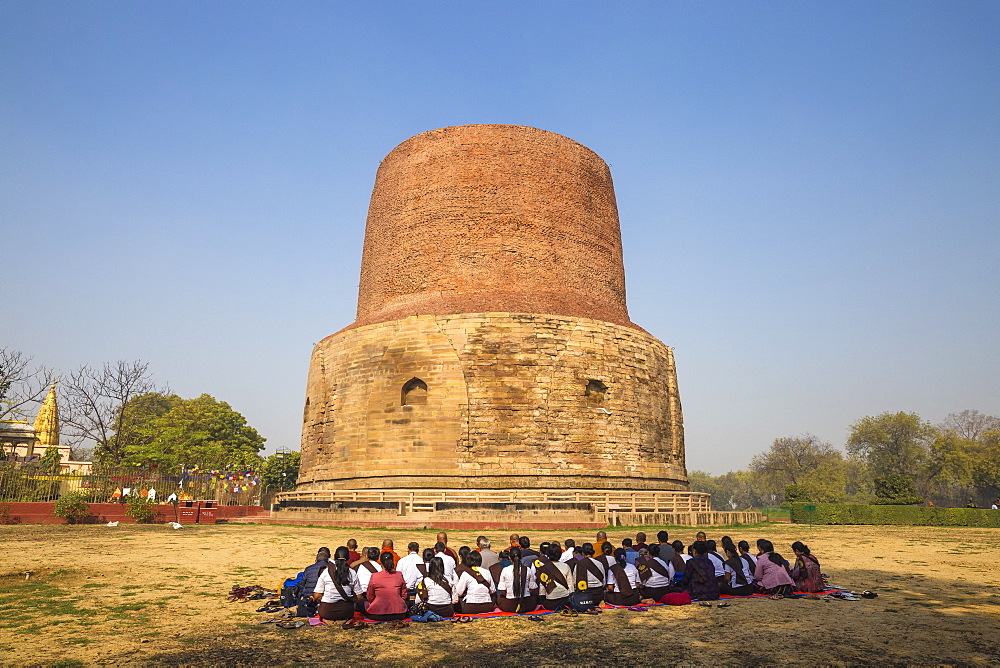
[309, 531, 824, 623]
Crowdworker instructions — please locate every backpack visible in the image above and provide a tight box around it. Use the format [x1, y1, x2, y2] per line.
[280, 572, 304, 610]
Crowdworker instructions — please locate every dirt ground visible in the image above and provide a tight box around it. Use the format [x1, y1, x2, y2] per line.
[1, 522, 998, 666]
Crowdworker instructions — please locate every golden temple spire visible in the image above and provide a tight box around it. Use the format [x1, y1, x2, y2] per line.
[33, 382, 59, 447]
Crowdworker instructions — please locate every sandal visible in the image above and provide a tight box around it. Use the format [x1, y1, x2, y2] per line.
[354, 621, 368, 630]
[527, 615, 544, 622]
[699, 602, 713, 607]
[560, 608, 578, 616]
[341, 620, 356, 629]
[770, 594, 783, 600]
[717, 602, 730, 608]
[276, 620, 306, 629]
[460, 616, 474, 623]
[626, 606, 647, 612]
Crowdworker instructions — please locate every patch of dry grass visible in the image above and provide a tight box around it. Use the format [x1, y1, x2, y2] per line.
[1, 523, 998, 665]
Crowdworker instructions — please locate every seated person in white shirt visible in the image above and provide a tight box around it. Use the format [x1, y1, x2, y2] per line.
[636, 545, 672, 601]
[352, 547, 382, 599]
[533, 543, 572, 611]
[721, 544, 755, 596]
[599, 540, 617, 570]
[396, 541, 423, 598]
[665, 540, 690, 586]
[738, 540, 757, 569]
[497, 546, 538, 613]
[434, 541, 457, 581]
[574, 543, 609, 605]
[606, 547, 642, 606]
[560, 539, 577, 563]
[313, 546, 362, 622]
[416, 556, 456, 618]
[705, 540, 726, 583]
[453, 550, 496, 614]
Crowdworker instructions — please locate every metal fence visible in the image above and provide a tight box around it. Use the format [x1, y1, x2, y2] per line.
[0, 465, 272, 506]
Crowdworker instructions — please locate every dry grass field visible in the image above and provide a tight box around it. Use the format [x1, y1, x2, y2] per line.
[1, 522, 999, 666]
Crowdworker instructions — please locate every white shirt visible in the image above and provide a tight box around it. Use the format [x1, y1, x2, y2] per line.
[534, 559, 572, 599]
[453, 567, 496, 604]
[606, 563, 642, 592]
[314, 567, 360, 602]
[497, 562, 537, 598]
[560, 548, 575, 563]
[418, 575, 454, 606]
[706, 552, 726, 577]
[740, 552, 757, 569]
[435, 551, 456, 580]
[397, 551, 423, 589]
[598, 554, 616, 571]
[641, 557, 672, 588]
[353, 561, 382, 593]
[724, 558, 755, 587]
[577, 557, 608, 589]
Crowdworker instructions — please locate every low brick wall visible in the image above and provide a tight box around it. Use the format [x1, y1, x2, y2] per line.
[0, 502, 267, 525]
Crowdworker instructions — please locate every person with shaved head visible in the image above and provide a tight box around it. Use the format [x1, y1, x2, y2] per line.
[436, 531, 459, 561]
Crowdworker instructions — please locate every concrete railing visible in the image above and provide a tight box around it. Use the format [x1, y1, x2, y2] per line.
[274, 488, 712, 515]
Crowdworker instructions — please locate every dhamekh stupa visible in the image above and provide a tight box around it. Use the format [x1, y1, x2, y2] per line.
[293, 124, 691, 503]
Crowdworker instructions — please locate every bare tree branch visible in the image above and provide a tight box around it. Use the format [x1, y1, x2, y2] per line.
[0, 346, 54, 420]
[60, 360, 167, 464]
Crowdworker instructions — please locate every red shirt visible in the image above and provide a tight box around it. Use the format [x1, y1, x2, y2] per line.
[347, 550, 362, 563]
[365, 570, 408, 616]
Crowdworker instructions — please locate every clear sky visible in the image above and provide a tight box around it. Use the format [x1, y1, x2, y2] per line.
[2, 1, 998, 474]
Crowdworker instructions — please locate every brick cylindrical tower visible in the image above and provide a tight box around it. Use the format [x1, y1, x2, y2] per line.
[354, 125, 632, 329]
[296, 125, 688, 493]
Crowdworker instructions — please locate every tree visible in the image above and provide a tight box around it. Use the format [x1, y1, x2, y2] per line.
[0, 347, 52, 421]
[61, 361, 164, 466]
[872, 473, 923, 505]
[261, 451, 300, 492]
[689, 469, 778, 510]
[39, 446, 62, 474]
[846, 412, 934, 479]
[750, 435, 849, 503]
[938, 410, 1000, 442]
[121, 393, 265, 469]
[923, 411, 1000, 506]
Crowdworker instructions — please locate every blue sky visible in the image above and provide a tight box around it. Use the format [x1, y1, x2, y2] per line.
[3, 1, 998, 474]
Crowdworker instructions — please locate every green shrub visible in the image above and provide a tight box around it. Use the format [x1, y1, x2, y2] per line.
[873, 474, 923, 505]
[788, 502, 1000, 527]
[125, 497, 160, 524]
[53, 492, 92, 524]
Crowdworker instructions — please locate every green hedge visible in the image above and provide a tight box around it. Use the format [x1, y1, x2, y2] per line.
[788, 503, 1000, 527]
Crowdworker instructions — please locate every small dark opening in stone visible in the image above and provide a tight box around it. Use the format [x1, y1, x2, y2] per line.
[402, 377, 428, 406]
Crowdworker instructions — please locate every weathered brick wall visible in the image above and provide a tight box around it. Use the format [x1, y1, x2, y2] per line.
[352, 125, 634, 331]
[298, 313, 687, 491]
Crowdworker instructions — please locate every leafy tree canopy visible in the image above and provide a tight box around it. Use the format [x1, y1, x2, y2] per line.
[846, 411, 934, 478]
[119, 393, 265, 469]
[750, 435, 849, 503]
[261, 451, 300, 491]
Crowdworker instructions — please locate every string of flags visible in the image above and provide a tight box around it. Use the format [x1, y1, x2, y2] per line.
[177, 465, 260, 493]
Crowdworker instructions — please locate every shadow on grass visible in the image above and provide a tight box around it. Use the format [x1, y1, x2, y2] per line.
[145, 566, 1000, 666]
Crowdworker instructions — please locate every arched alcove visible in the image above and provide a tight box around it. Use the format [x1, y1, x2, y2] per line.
[585, 379, 608, 407]
[401, 377, 428, 406]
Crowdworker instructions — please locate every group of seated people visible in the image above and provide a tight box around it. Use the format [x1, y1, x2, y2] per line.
[307, 530, 824, 624]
